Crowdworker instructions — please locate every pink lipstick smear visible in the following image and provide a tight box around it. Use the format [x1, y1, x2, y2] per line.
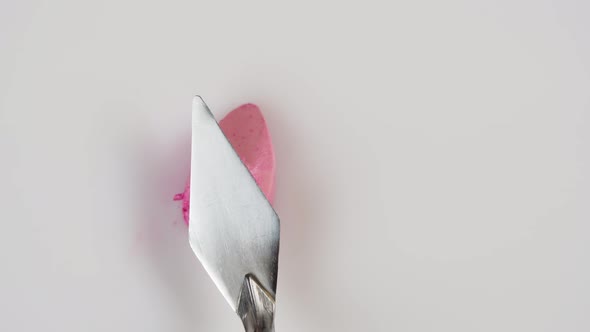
[174, 103, 276, 224]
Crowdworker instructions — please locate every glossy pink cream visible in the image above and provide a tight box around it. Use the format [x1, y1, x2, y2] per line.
[174, 104, 276, 224]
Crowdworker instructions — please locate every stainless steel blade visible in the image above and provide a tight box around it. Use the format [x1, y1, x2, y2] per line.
[188, 96, 279, 331]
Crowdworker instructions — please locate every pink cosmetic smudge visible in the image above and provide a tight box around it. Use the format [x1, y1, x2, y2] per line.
[174, 103, 276, 224]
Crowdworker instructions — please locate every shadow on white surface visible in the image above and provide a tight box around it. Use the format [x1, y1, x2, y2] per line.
[112, 104, 239, 331]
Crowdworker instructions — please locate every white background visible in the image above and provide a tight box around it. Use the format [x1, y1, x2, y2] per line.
[1, 1, 589, 331]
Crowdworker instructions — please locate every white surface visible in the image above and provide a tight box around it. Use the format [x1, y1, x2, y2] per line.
[1, 1, 589, 331]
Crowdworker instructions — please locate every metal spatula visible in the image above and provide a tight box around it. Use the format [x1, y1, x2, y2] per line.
[188, 96, 280, 332]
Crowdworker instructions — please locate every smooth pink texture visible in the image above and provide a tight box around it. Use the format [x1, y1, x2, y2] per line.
[174, 104, 276, 224]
